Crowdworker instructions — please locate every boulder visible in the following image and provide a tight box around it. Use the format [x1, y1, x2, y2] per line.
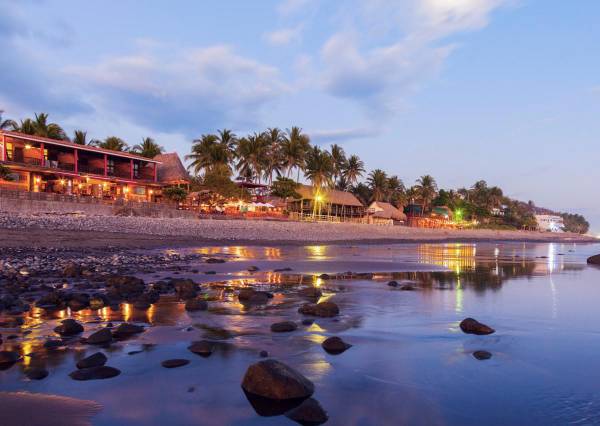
[298, 301, 339, 317]
[321, 336, 352, 355]
[54, 319, 84, 336]
[172, 279, 198, 300]
[270, 321, 298, 333]
[69, 366, 121, 381]
[86, 328, 113, 345]
[112, 323, 144, 339]
[387, 281, 399, 287]
[241, 359, 314, 401]
[285, 398, 329, 425]
[206, 257, 226, 264]
[587, 254, 600, 265]
[459, 318, 495, 335]
[0, 350, 20, 366]
[473, 350, 492, 360]
[238, 289, 273, 304]
[259, 350, 269, 358]
[298, 287, 322, 299]
[77, 352, 107, 369]
[161, 359, 190, 368]
[185, 298, 208, 312]
[106, 275, 145, 300]
[43, 339, 64, 349]
[248, 266, 260, 272]
[188, 340, 214, 357]
[25, 367, 49, 380]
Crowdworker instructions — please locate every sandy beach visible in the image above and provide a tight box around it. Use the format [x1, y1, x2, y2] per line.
[0, 213, 595, 249]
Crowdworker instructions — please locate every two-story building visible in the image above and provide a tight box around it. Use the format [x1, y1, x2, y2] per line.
[0, 130, 163, 202]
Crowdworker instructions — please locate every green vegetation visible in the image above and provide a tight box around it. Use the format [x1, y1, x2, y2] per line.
[270, 176, 301, 200]
[561, 213, 589, 234]
[162, 186, 188, 203]
[132, 137, 164, 158]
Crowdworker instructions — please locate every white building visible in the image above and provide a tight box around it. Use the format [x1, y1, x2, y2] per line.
[535, 214, 565, 232]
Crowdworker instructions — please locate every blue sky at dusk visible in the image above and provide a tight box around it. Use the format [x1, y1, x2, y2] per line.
[1, 0, 599, 232]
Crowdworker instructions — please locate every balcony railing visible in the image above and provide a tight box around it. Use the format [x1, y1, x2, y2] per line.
[78, 165, 105, 175]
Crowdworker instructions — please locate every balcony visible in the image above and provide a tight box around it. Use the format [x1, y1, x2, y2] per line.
[78, 164, 105, 176]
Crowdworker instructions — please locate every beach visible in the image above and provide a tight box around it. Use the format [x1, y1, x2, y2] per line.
[0, 213, 595, 249]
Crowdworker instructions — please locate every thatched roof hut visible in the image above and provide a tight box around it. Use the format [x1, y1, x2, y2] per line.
[153, 153, 190, 185]
[295, 185, 363, 207]
[288, 185, 365, 219]
[368, 201, 407, 221]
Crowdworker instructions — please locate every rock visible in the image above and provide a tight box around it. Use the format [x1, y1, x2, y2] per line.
[301, 319, 315, 326]
[69, 366, 121, 381]
[318, 274, 331, 280]
[132, 297, 151, 310]
[587, 254, 600, 265]
[241, 359, 314, 401]
[161, 359, 190, 368]
[25, 367, 49, 380]
[238, 289, 272, 304]
[298, 301, 339, 317]
[185, 298, 208, 311]
[0, 351, 20, 366]
[106, 275, 145, 300]
[248, 266, 260, 272]
[43, 339, 64, 349]
[271, 321, 298, 333]
[54, 319, 84, 336]
[387, 280, 399, 287]
[259, 350, 269, 358]
[206, 258, 226, 264]
[459, 318, 495, 335]
[285, 398, 329, 425]
[112, 323, 144, 338]
[77, 352, 107, 369]
[89, 297, 105, 310]
[298, 287, 322, 299]
[205, 271, 217, 275]
[172, 278, 198, 300]
[322, 336, 352, 354]
[86, 328, 113, 345]
[473, 350, 492, 360]
[274, 267, 293, 272]
[188, 340, 214, 357]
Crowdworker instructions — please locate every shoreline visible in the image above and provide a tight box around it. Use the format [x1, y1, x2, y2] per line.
[0, 213, 596, 249]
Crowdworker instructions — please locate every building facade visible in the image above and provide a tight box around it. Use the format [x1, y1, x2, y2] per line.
[0, 130, 163, 202]
[535, 214, 565, 232]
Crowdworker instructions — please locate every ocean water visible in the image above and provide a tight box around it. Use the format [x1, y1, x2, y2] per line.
[1, 242, 600, 425]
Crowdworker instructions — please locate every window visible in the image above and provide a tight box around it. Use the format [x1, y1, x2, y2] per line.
[107, 159, 115, 174]
[133, 162, 140, 178]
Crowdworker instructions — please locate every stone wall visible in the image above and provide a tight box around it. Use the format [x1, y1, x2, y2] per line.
[0, 189, 195, 219]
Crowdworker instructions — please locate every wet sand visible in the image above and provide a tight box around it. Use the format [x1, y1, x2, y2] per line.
[0, 215, 595, 249]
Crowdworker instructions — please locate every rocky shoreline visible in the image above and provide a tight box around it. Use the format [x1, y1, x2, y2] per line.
[0, 212, 595, 249]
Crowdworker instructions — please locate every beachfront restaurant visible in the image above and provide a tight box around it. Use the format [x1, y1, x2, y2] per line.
[367, 201, 407, 225]
[287, 185, 365, 222]
[0, 130, 162, 202]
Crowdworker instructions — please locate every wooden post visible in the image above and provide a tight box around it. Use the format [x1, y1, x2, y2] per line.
[1, 133, 6, 162]
[104, 154, 108, 176]
[40, 143, 45, 167]
[130, 159, 134, 180]
[153, 162, 158, 182]
[74, 149, 78, 174]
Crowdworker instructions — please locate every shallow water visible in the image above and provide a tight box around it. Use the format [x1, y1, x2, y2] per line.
[1, 242, 600, 425]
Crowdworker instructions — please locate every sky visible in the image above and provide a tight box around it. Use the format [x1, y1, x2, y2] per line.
[1, 0, 599, 233]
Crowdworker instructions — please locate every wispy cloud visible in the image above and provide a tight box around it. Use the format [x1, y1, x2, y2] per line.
[263, 24, 304, 46]
[308, 126, 380, 143]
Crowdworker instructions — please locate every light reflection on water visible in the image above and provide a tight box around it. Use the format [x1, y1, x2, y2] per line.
[1, 242, 599, 425]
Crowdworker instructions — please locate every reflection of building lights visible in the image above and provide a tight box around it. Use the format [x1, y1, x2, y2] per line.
[123, 303, 132, 322]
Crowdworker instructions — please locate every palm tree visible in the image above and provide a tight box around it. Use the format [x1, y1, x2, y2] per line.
[132, 137, 164, 158]
[304, 146, 333, 188]
[95, 136, 128, 152]
[186, 132, 234, 176]
[12, 118, 36, 135]
[387, 175, 406, 206]
[72, 130, 88, 145]
[283, 126, 310, 181]
[343, 154, 365, 186]
[235, 132, 266, 183]
[262, 128, 284, 185]
[367, 169, 389, 202]
[330, 144, 347, 185]
[414, 175, 438, 212]
[32, 113, 68, 140]
[0, 111, 16, 130]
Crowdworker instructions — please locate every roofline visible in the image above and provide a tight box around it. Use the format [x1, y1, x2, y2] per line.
[0, 130, 161, 164]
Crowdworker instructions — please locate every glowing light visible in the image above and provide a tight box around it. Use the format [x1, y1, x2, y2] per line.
[60, 179, 66, 185]
[123, 187, 129, 193]
[25, 144, 32, 149]
[149, 189, 153, 194]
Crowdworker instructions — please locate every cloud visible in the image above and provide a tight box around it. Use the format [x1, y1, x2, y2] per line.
[263, 24, 304, 46]
[308, 126, 380, 143]
[317, 0, 507, 113]
[277, 0, 318, 17]
[66, 44, 288, 135]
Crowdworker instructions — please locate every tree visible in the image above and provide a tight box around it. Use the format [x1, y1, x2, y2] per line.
[350, 182, 372, 206]
[95, 136, 128, 152]
[387, 175, 406, 207]
[133, 137, 164, 158]
[343, 154, 365, 186]
[163, 186, 188, 203]
[304, 146, 334, 188]
[186, 131, 235, 176]
[330, 144, 347, 185]
[11, 113, 67, 140]
[283, 126, 310, 181]
[0, 164, 13, 181]
[262, 127, 284, 185]
[367, 169, 389, 202]
[202, 165, 248, 202]
[414, 175, 438, 212]
[0, 111, 16, 130]
[235, 132, 266, 183]
[270, 176, 301, 199]
[561, 212, 589, 234]
[72, 130, 88, 145]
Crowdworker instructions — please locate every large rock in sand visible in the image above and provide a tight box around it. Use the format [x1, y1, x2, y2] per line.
[54, 319, 84, 336]
[459, 318, 495, 335]
[112, 323, 144, 339]
[77, 352, 107, 369]
[285, 398, 329, 425]
[270, 321, 298, 333]
[69, 366, 120, 381]
[321, 336, 352, 354]
[241, 359, 314, 401]
[587, 254, 600, 265]
[86, 328, 113, 345]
